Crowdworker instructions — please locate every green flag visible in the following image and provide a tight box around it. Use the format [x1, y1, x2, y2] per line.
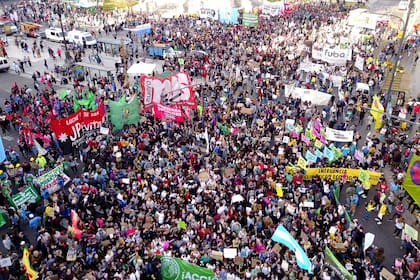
[324, 247, 353, 280]
[109, 95, 140, 131]
[0, 212, 5, 228]
[178, 220, 186, 230]
[59, 89, 68, 100]
[333, 184, 340, 204]
[157, 256, 217, 280]
[197, 105, 203, 117]
[403, 153, 420, 207]
[87, 91, 96, 110]
[218, 124, 229, 135]
[242, 13, 259, 27]
[358, 169, 370, 184]
[73, 94, 80, 112]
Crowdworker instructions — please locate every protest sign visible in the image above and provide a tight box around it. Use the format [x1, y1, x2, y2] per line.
[9, 185, 40, 209]
[324, 246, 353, 280]
[305, 150, 317, 163]
[325, 127, 354, 142]
[141, 72, 196, 110]
[157, 256, 218, 280]
[304, 168, 382, 185]
[50, 103, 105, 152]
[34, 164, 71, 194]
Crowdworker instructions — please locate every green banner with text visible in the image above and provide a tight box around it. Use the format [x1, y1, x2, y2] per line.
[324, 246, 353, 280]
[157, 256, 218, 280]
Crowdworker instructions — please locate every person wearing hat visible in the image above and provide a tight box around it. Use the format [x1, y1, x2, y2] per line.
[35, 154, 47, 175]
[29, 157, 37, 173]
[7, 164, 16, 178]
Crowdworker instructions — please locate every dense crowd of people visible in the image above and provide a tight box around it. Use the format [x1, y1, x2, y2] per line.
[0, 1, 419, 280]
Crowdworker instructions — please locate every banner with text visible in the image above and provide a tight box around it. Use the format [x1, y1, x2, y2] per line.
[304, 168, 382, 185]
[50, 103, 105, 150]
[325, 127, 354, 142]
[285, 85, 332, 106]
[153, 103, 184, 123]
[157, 256, 218, 280]
[324, 246, 353, 280]
[9, 185, 40, 209]
[242, 13, 259, 27]
[141, 72, 196, 110]
[312, 47, 352, 65]
[34, 164, 71, 194]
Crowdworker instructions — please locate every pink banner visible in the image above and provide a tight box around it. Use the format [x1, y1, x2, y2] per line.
[141, 72, 196, 110]
[153, 103, 184, 123]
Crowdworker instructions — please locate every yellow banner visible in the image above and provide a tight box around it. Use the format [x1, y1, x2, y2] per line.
[303, 168, 382, 185]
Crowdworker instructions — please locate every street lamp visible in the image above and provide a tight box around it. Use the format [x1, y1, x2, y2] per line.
[55, 2, 72, 64]
[383, 0, 414, 114]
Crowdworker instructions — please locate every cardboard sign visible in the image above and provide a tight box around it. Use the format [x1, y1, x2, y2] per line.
[380, 268, 396, 280]
[240, 107, 254, 115]
[223, 168, 235, 178]
[272, 243, 281, 254]
[210, 250, 223, 261]
[234, 256, 244, 266]
[198, 171, 210, 182]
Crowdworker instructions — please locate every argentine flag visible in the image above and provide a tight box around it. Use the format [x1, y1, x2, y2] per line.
[272, 224, 313, 273]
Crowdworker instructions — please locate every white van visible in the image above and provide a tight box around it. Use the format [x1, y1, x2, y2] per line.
[67, 30, 96, 47]
[45, 28, 68, 43]
[0, 57, 9, 72]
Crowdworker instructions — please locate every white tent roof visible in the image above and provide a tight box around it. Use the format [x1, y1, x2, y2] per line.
[127, 62, 156, 75]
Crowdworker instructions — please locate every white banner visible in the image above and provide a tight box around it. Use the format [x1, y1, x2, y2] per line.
[355, 55, 365, 71]
[325, 127, 354, 142]
[312, 47, 352, 65]
[262, 1, 285, 16]
[284, 85, 332, 106]
[299, 60, 325, 73]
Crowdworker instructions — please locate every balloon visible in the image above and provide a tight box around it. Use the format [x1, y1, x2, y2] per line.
[162, 241, 169, 250]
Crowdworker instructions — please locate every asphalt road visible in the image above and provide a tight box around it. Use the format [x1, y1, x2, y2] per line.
[0, 6, 416, 272]
[0, 62, 409, 272]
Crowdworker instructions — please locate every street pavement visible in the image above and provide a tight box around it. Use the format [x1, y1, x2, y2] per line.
[0, 11, 418, 272]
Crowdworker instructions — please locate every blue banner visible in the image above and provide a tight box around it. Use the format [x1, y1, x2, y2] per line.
[0, 136, 6, 162]
[305, 150, 317, 163]
[272, 224, 312, 273]
[323, 146, 334, 161]
[315, 149, 324, 159]
[219, 8, 239, 24]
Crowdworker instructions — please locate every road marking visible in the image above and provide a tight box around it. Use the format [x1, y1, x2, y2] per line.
[2, 136, 14, 141]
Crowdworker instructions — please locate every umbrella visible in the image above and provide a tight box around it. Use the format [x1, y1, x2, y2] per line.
[231, 194, 245, 204]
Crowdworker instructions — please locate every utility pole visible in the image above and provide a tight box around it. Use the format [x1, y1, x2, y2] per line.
[120, 39, 129, 88]
[56, 2, 72, 64]
[385, 0, 414, 114]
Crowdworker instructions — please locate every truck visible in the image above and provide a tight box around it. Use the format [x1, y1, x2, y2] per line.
[67, 30, 97, 47]
[148, 43, 183, 59]
[20, 22, 42, 38]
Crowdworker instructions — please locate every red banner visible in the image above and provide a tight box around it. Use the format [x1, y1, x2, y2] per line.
[141, 72, 196, 110]
[50, 103, 105, 147]
[153, 103, 184, 123]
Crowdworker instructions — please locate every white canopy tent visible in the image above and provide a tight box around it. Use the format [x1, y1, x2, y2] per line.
[127, 62, 156, 75]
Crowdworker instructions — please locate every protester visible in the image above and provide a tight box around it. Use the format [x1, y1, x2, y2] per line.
[0, 1, 419, 279]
